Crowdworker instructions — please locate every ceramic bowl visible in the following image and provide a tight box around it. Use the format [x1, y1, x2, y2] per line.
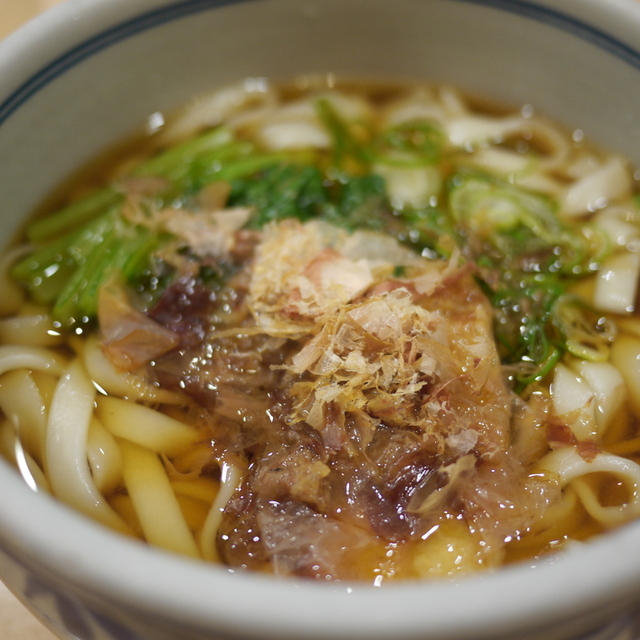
[2, 1, 640, 639]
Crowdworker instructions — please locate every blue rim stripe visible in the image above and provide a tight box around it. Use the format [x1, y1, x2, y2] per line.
[0, 0, 639, 128]
[462, 0, 640, 67]
[0, 0, 252, 126]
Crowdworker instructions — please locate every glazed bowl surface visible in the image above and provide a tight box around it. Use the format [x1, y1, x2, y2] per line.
[2, 1, 640, 639]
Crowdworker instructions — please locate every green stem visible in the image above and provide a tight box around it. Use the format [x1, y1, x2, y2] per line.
[26, 188, 122, 243]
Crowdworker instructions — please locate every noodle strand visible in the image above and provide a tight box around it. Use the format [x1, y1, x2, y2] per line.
[45, 359, 131, 534]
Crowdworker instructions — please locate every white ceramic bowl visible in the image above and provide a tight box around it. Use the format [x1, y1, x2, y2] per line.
[2, 1, 640, 639]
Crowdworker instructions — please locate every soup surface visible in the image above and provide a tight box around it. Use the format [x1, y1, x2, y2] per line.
[2, 78, 640, 583]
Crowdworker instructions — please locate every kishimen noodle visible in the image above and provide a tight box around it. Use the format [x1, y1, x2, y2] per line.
[2, 78, 640, 582]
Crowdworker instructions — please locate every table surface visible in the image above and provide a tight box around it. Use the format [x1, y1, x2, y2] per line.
[0, 4, 65, 640]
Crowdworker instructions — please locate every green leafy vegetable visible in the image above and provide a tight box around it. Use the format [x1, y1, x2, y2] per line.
[447, 170, 612, 386]
[375, 119, 445, 166]
[315, 98, 370, 169]
[230, 164, 328, 227]
[10, 99, 615, 390]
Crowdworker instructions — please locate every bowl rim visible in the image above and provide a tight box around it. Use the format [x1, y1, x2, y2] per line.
[4, 454, 640, 639]
[2, 0, 640, 638]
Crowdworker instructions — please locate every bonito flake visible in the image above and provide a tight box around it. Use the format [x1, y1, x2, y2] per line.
[247, 219, 510, 457]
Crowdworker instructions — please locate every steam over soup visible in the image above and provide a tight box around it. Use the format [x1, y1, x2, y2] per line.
[3, 78, 640, 582]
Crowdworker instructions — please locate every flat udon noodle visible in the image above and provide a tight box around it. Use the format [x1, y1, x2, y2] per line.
[2, 80, 640, 582]
[538, 448, 640, 527]
[46, 359, 130, 533]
